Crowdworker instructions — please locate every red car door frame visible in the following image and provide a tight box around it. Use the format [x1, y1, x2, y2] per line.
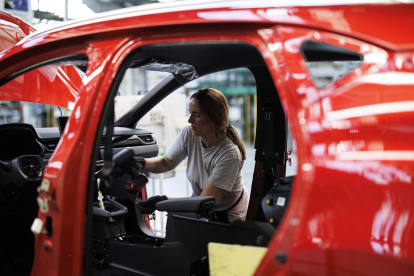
[30, 25, 290, 275]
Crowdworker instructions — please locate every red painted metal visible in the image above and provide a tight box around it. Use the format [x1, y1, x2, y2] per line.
[1, 2, 414, 77]
[140, 187, 155, 233]
[0, 1, 413, 275]
[0, 65, 81, 108]
[31, 38, 130, 275]
[0, 11, 35, 52]
[255, 25, 414, 276]
[0, 12, 81, 108]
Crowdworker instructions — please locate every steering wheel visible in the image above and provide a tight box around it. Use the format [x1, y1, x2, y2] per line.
[0, 155, 44, 214]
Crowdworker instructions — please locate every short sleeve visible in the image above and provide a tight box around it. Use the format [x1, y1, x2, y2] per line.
[165, 125, 190, 162]
[207, 147, 241, 191]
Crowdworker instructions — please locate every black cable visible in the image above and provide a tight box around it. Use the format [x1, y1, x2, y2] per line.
[111, 218, 123, 237]
[37, 166, 46, 178]
[57, 106, 63, 117]
[211, 209, 219, 222]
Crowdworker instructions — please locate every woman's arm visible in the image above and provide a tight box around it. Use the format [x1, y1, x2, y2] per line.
[144, 155, 181, 174]
[200, 182, 226, 203]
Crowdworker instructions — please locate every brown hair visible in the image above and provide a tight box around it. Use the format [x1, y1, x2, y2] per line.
[190, 88, 246, 160]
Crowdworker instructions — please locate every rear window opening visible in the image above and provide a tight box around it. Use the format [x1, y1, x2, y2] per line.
[301, 40, 363, 89]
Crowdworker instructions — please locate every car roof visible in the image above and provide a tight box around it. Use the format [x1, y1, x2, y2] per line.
[22, 0, 404, 35]
[0, 0, 412, 85]
[3, 0, 413, 55]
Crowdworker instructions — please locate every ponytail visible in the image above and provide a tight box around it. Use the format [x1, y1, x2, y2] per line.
[226, 125, 246, 160]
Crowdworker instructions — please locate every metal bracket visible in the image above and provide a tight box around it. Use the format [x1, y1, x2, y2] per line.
[37, 198, 49, 213]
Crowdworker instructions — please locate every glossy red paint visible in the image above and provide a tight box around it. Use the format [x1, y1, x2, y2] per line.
[0, 65, 81, 108]
[32, 38, 130, 275]
[0, 1, 413, 275]
[0, 12, 81, 108]
[0, 11, 35, 52]
[1, 1, 414, 77]
[255, 25, 414, 276]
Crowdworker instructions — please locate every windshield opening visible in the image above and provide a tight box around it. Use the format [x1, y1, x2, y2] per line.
[0, 101, 72, 128]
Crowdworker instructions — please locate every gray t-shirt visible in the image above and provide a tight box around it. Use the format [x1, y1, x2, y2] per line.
[165, 125, 249, 222]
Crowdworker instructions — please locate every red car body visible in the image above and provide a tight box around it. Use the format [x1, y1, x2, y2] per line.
[0, 11, 35, 52]
[0, 1, 414, 275]
[0, 11, 82, 108]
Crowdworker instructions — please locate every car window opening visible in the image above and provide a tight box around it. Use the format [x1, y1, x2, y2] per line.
[301, 40, 363, 89]
[87, 41, 295, 275]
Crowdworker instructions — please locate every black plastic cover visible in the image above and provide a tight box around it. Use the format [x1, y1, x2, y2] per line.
[173, 215, 274, 256]
[107, 238, 201, 276]
[93, 197, 128, 238]
[112, 148, 134, 168]
[155, 196, 215, 213]
[130, 58, 198, 80]
[261, 176, 294, 228]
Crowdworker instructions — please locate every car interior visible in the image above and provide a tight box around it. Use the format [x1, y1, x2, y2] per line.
[0, 38, 363, 276]
[85, 41, 290, 276]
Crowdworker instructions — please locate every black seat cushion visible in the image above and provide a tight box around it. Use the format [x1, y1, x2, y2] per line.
[156, 196, 215, 213]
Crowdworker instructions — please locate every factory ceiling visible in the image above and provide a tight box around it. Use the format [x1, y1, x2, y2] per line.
[82, 0, 160, 13]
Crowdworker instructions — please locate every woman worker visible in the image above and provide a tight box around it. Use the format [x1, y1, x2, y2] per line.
[137, 88, 249, 223]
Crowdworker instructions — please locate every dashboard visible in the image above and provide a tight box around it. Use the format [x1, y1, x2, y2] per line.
[0, 123, 158, 216]
[0, 125, 44, 161]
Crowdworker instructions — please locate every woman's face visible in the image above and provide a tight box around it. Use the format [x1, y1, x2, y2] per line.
[188, 98, 212, 138]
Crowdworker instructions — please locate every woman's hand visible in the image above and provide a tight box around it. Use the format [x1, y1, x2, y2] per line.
[142, 155, 180, 174]
[200, 182, 226, 203]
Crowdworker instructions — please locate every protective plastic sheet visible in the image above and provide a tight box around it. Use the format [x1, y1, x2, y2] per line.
[131, 58, 198, 80]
